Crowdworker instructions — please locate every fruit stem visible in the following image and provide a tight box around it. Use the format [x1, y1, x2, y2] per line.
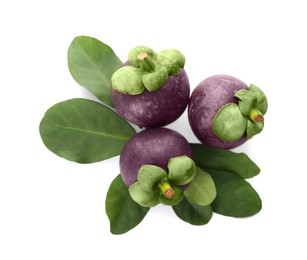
[249, 108, 264, 123]
[137, 52, 156, 72]
[158, 181, 174, 199]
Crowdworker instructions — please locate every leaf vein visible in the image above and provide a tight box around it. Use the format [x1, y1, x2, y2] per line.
[75, 42, 109, 86]
[47, 122, 130, 141]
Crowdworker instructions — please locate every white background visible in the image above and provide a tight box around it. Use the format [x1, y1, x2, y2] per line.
[1, 0, 306, 259]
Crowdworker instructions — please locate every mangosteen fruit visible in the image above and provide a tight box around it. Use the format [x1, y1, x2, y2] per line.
[188, 75, 268, 149]
[111, 46, 190, 128]
[119, 128, 196, 207]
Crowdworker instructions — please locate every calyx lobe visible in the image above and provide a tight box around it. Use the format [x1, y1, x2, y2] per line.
[213, 85, 268, 141]
[111, 46, 185, 95]
[128, 155, 195, 208]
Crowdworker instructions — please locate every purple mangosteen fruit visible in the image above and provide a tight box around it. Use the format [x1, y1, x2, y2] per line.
[188, 75, 268, 149]
[111, 46, 190, 128]
[120, 128, 196, 207]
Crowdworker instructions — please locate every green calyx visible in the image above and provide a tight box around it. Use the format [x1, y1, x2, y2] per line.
[213, 84, 268, 141]
[111, 46, 185, 95]
[128, 156, 195, 207]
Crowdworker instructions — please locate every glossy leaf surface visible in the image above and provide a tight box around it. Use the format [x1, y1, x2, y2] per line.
[106, 175, 150, 234]
[208, 170, 262, 217]
[68, 36, 122, 106]
[39, 98, 136, 163]
[173, 197, 212, 225]
[191, 144, 260, 179]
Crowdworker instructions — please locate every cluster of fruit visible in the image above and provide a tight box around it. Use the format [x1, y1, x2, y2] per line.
[107, 45, 267, 233]
[40, 36, 268, 234]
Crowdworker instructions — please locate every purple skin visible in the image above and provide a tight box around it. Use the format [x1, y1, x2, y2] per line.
[188, 75, 248, 149]
[111, 68, 190, 128]
[120, 128, 193, 187]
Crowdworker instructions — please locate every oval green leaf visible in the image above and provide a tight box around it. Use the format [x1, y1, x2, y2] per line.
[68, 36, 122, 106]
[172, 196, 212, 225]
[208, 170, 262, 217]
[106, 175, 150, 234]
[184, 167, 216, 206]
[190, 144, 260, 179]
[39, 98, 136, 163]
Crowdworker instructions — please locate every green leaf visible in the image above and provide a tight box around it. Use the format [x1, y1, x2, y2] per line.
[172, 196, 212, 225]
[168, 156, 196, 185]
[68, 36, 122, 106]
[129, 182, 160, 208]
[208, 170, 262, 217]
[106, 175, 150, 234]
[190, 144, 260, 179]
[184, 167, 216, 206]
[39, 98, 136, 163]
[138, 165, 167, 192]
